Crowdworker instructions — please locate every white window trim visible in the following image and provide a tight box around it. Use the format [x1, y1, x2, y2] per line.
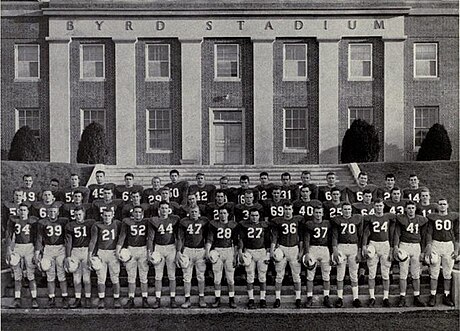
[15, 108, 40, 138]
[348, 43, 373, 81]
[413, 43, 438, 79]
[14, 44, 40, 81]
[348, 107, 374, 128]
[145, 43, 171, 82]
[413, 106, 439, 151]
[146, 109, 173, 153]
[214, 44, 241, 82]
[80, 108, 106, 134]
[283, 43, 308, 81]
[282, 108, 308, 153]
[79, 44, 105, 81]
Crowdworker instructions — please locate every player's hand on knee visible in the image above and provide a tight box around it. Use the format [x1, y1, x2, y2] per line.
[362, 246, 369, 259]
[451, 251, 459, 261]
[5, 251, 11, 265]
[393, 248, 400, 261]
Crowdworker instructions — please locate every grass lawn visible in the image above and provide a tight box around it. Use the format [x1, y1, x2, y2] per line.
[358, 160, 459, 211]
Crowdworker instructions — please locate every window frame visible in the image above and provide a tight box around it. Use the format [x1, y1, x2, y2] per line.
[348, 107, 374, 128]
[146, 108, 173, 153]
[79, 44, 105, 81]
[14, 44, 40, 81]
[145, 43, 171, 81]
[282, 107, 308, 153]
[80, 108, 106, 134]
[413, 43, 438, 79]
[348, 43, 373, 81]
[283, 43, 308, 81]
[413, 106, 439, 151]
[15, 108, 40, 139]
[214, 43, 240, 82]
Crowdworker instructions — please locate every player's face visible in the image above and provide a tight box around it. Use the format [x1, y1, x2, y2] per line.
[219, 179, 229, 189]
[23, 176, 33, 188]
[406, 204, 416, 218]
[75, 209, 85, 222]
[73, 193, 83, 204]
[13, 191, 24, 204]
[420, 191, 430, 204]
[260, 175, 269, 185]
[219, 209, 229, 222]
[48, 207, 59, 220]
[187, 194, 197, 207]
[244, 193, 254, 205]
[42, 191, 54, 203]
[358, 175, 368, 186]
[159, 203, 169, 217]
[409, 176, 419, 188]
[215, 192, 226, 205]
[18, 206, 29, 219]
[374, 202, 384, 214]
[301, 173, 311, 184]
[189, 207, 200, 220]
[240, 179, 249, 189]
[313, 208, 323, 221]
[363, 193, 372, 204]
[70, 175, 80, 188]
[331, 191, 341, 202]
[160, 189, 170, 200]
[196, 175, 205, 186]
[284, 205, 293, 218]
[272, 189, 281, 201]
[249, 211, 260, 223]
[326, 174, 336, 186]
[132, 208, 144, 221]
[50, 181, 59, 192]
[103, 189, 113, 202]
[152, 178, 161, 190]
[300, 188, 310, 199]
[438, 200, 448, 212]
[391, 190, 401, 202]
[385, 177, 395, 188]
[102, 210, 114, 224]
[281, 175, 291, 186]
[342, 205, 352, 218]
[131, 193, 141, 204]
[125, 176, 134, 187]
[170, 173, 178, 183]
[96, 173, 105, 184]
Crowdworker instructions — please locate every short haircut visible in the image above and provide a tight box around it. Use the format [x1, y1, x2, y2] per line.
[326, 172, 335, 177]
[342, 202, 352, 208]
[249, 207, 260, 214]
[72, 189, 83, 196]
[50, 178, 60, 184]
[215, 189, 226, 196]
[219, 176, 228, 182]
[409, 174, 418, 178]
[420, 187, 430, 193]
[130, 190, 141, 196]
[70, 173, 79, 178]
[96, 170, 106, 176]
[218, 205, 230, 213]
[259, 171, 269, 177]
[283, 201, 293, 208]
[405, 201, 416, 207]
[390, 187, 401, 193]
[18, 203, 30, 209]
[438, 198, 448, 203]
[160, 187, 170, 192]
[331, 187, 341, 193]
[385, 173, 395, 179]
[170, 169, 179, 176]
[244, 189, 254, 195]
[240, 175, 249, 182]
[358, 172, 368, 178]
[124, 172, 134, 179]
[281, 172, 291, 179]
[313, 205, 323, 211]
[300, 184, 310, 191]
[103, 185, 114, 192]
[13, 188, 24, 194]
[159, 200, 170, 207]
[196, 172, 205, 178]
[272, 185, 281, 191]
[152, 176, 160, 181]
[23, 174, 32, 180]
[188, 189, 198, 197]
[301, 170, 311, 176]
[374, 198, 384, 204]
[132, 205, 144, 212]
[74, 206, 86, 212]
[363, 188, 373, 195]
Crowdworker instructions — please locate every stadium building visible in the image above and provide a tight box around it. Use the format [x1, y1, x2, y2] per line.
[1, 0, 458, 166]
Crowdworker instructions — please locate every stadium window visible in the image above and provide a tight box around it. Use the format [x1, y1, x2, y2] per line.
[214, 44, 240, 81]
[145, 44, 170, 81]
[16, 108, 40, 138]
[283, 108, 308, 152]
[348, 107, 374, 127]
[414, 106, 439, 149]
[348, 43, 372, 80]
[146, 109, 172, 152]
[283, 43, 308, 81]
[81, 109, 106, 133]
[80, 44, 105, 80]
[15, 44, 40, 80]
[414, 43, 438, 78]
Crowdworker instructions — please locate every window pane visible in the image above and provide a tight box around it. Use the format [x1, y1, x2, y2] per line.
[83, 45, 103, 61]
[18, 46, 38, 61]
[350, 45, 371, 60]
[415, 62, 431, 76]
[416, 45, 436, 60]
[429, 61, 437, 76]
[17, 62, 30, 77]
[149, 45, 169, 61]
[217, 45, 237, 61]
[29, 62, 39, 77]
[285, 45, 305, 61]
[83, 62, 95, 77]
[297, 61, 306, 77]
[95, 62, 104, 77]
[362, 61, 371, 77]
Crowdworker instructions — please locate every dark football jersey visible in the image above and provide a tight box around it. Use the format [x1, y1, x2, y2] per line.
[427, 212, 459, 242]
[189, 184, 216, 205]
[233, 187, 260, 205]
[234, 203, 264, 223]
[88, 183, 116, 203]
[207, 220, 238, 248]
[346, 184, 377, 204]
[384, 200, 407, 215]
[164, 181, 189, 205]
[317, 186, 345, 203]
[416, 203, 439, 217]
[65, 219, 96, 248]
[305, 219, 332, 247]
[396, 214, 428, 244]
[63, 186, 90, 204]
[92, 199, 123, 221]
[280, 184, 299, 202]
[91, 219, 122, 250]
[204, 202, 235, 221]
[322, 201, 343, 220]
[292, 199, 322, 221]
[271, 215, 304, 247]
[402, 187, 423, 203]
[142, 187, 162, 205]
[221, 188, 236, 204]
[118, 218, 149, 247]
[364, 213, 395, 243]
[263, 199, 289, 221]
[3, 201, 25, 219]
[32, 201, 64, 219]
[7, 216, 38, 245]
[332, 215, 363, 245]
[51, 190, 65, 202]
[237, 220, 271, 250]
[21, 187, 40, 203]
[36, 217, 68, 250]
[114, 185, 144, 202]
[296, 183, 319, 200]
[376, 186, 393, 201]
[61, 203, 93, 221]
[352, 202, 375, 216]
[179, 217, 209, 249]
[178, 204, 206, 219]
[148, 215, 180, 246]
[255, 183, 275, 202]
[121, 203, 151, 219]
[150, 200, 182, 218]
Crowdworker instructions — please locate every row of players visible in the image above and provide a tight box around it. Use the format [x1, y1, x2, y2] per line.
[5, 190, 459, 310]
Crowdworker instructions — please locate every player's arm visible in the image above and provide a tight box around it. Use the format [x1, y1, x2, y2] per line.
[331, 222, 339, 258]
[64, 223, 73, 258]
[176, 221, 185, 253]
[34, 221, 44, 262]
[147, 220, 155, 255]
[115, 221, 127, 258]
[303, 228, 311, 258]
[453, 215, 459, 259]
[297, 225, 304, 261]
[361, 217, 370, 257]
[87, 224, 99, 259]
[204, 225, 214, 259]
[4, 219, 15, 263]
[424, 218, 434, 256]
[269, 222, 278, 258]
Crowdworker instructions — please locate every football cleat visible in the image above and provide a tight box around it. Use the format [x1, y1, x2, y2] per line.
[84, 298, 92, 309]
[62, 296, 70, 309]
[295, 299, 302, 309]
[273, 298, 281, 308]
[31, 298, 39, 309]
[398, 296, 406, 307]
[212, 297, 221, 308]
[428, 294, 436, 307]
[97, 299, 105, 309]
[113, 298, 122, 309]
[70, 298, 82, 309]
[442, 294, 454, 307]
[304, 296, 313, 308]
[48, 297, 56, 308]
[247, 299, 255, 309]
[413, 296, 426, 307]
[368, 298, 376, 307]
[170, 297, 178, 309]
[124, 297, 135, 309]
[323, 296, 333, 308]
[259, 299, 267, 309]
[335, 298, 343, 308]
[152, 297, 161, 309]
[229, 297, 236, 309]
[142, 297, 151, 308]
[181, 298, 191, 309]
[199, 296, 207, 308]
[352, 299, 362, 308]
[383, 298, 390, 308]
[9, 298, 21, 309]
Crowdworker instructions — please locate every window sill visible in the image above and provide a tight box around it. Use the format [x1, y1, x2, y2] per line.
[146, 149, 173, 154]
[283, 148, 309, 154]
[283, 77, 309, 82]
[79, 78, 106, 82]
[145, 77, 171, 82]
[214, 77, 241, 82]
[413, 77, 439, 81]
[347, 77, 373, 82]
[14, 78, 41, 82]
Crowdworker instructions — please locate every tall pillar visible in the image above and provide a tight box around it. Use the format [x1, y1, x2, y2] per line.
[114, 38, 137, 166]
[48, 39, 71, 162]
[180, 38, 202, 164]
[318, 38, 340, 164]
[253, 38, 274, 165]
[383, 38, 406, 161]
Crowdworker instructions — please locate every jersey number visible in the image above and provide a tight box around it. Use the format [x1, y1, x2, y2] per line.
[248, 227, 262, 239]
[122, 191, 130, 201]
[271, 206, 284, 217]
[130, 225, 146, 236]
[341, 223, 356, 235]
[46, 225, 62, 237]
[217, 228, 232, 239]
[195, 191, 208, 202]
[14, 224, 30, 235]
[158, 223, 173, 235]
[74, 226, 87, 238]
[281, 223, 297, 235]
[187, 224, 202, 235]
[435, 219, 452, 231]
[372, 221, 388, 233]
[101, 229, 116, 241]
[313, 227, 328, 239]
[406, 223, 419, 234]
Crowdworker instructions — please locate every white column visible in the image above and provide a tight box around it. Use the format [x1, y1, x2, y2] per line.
[114, 39, 137, 166]
[318, 38, 340, 164]
[384, 38, 406, 161]
[48, 39, 71, 162]
[180, 38, 202, 164]
[253, 38, 274, 165]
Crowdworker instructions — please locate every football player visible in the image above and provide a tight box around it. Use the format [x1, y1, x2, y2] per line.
[61, 190, 93, 221]
[393, 201, 428, 307]
[255, 171, 274, 202]
[189, 173, 216, 206]
[218, 176, 234, 203]
[416, 187, 439, 217]
[142, 176, 163, 205]
[205, 206, 238, 308]
[91, 185, 123, 221]
[115, 172, 144, 204]
[120, 190, 151, 219]
[21, 174, 40, 203]
[151, 187, 182, 217]
[383, 187, 407, 215]
[270, 202, 304, 308]
[35, 204, 69, 308]
[147, 200, 181, 308]
[88, 170, 115, 203]
[233, 175, 259, 205]
[346, 172, 377, 204]
[63, 174, 90, 204]
[177, 206, 209, 308]
[322, 187, 344, 220]
[116, 206, 150, 308]
[2, 189, 27, 238]
[332, 202, 363, 308]
[296, 171, 318, 200]
[362, 198, 395, 307]
[88, 209, 122, 309]
[237, 208, 271, 309]
[318, 172, 344, 203]
[164, 169, 189, 206]
[280, 172, 299, 202]
[32, 189, 63, 219]
[425, 198, 459, 307]
[402, 174, 424, 203]
[5, 204, 39, 308]
[292, 184, 322, 221]
[376, 174, 396, 200]
[179, 191, 206, 219]
[263, 185, 289, 222]
[234, 190, 264, 223]
[64, 207, 95, 308]
[352, 189, 375, 216]
[49, 178, 65, 202]
[205, 189, 235, 222]
[304, 206, 333, 308]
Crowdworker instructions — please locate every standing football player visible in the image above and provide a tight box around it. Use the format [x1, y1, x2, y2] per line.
[352, 189, 375, 216]
[402, 174, 424, 203]
[416, 188, 439, 217]
[322, 187, 344, 220]
[318, 172, 344, 203]
[376, 174, 396, 200]
[233, 175, 259, 205]
[20, 174, 40, 203]
[255, 171, 274, 202]
[142, 176, 163, 205]
[234, 190, 264, 223]
[205, 189, 235, 222]
[263, 185, 289, 222]
[189, 173, 216, 206]
[88, 170, 115, 203]
[61, 190, 93, 221]
[280, 172, 299, 202]
[2, 189, 27, 238]
[292, 184, 322, 221]
[383, 187, 407, 216]
[346, 172, 377, 204]
[297, 171, 318, 200]
[32, 189, 62, 220]
[63, 174, 90, 204]
[120, 190, 151, 219]
[115, 172, 144, 204]
[91, 185, 123, 221]
[165, 169, 189, 206]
